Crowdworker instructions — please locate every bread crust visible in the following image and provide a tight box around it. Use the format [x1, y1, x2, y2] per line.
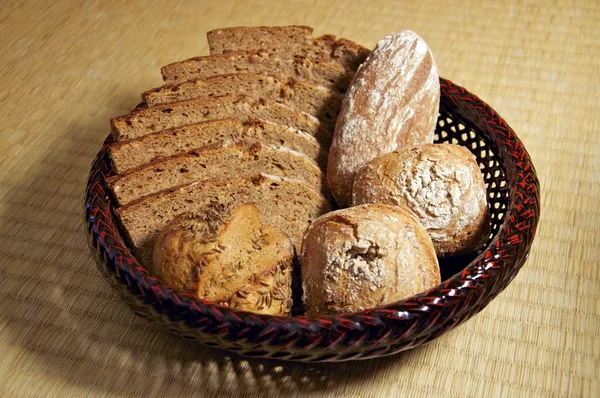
[327, 30, 440, 207]
[300, 204, 440, 316]
[352, 144, 490, 257]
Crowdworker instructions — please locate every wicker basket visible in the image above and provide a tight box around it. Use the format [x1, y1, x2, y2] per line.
[84, 78, 540, 362]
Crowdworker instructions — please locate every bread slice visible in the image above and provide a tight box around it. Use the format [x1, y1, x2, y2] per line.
[107, 119, 328, 174]
[110, 95, 332, 147]
[208, 25, 314, 53]
[152, 203, 294, 314]
[161, 50, 352, 93]
[207, 26, 370, 71]
[143, 73, 343, 130]
[106, 142, 329, 206]
[116, 175, 332, 266]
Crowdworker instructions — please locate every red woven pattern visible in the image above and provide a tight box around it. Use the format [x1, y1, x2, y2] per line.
[85, 79, 540, 362]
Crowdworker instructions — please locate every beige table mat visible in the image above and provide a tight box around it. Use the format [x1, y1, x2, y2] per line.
[0, 0, 598, 396]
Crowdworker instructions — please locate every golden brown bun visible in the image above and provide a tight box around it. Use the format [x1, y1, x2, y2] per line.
[327, 30, 440, 207]
[352, 144, 490, 257]
[152, 202, 294, 315]
[300, 204, 440, 316]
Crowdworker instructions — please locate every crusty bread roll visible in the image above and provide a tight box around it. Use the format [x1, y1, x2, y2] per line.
[152, 202, 293, 315]
[352, 144, 490, 257]
[300, 204, 440, 316]
[327, 30, 440, 207]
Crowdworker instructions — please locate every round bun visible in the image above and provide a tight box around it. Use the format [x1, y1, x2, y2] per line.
[152, 202, 294, 315]
[352, 143, 490, 257]
[300, 204, 440, 316]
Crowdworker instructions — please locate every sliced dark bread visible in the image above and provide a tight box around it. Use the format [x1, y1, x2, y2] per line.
[106, 141, 329, 206]
[206, 26, 370, 71]
[160, 50, 352, 93]
[110, 95, 332, 147]
[108, 119, 328, 174]
[143, 73, 342, 130]
[116, 175, 332, 266]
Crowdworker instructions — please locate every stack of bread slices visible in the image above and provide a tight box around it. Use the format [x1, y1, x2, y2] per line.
[107, 26, 370, 267]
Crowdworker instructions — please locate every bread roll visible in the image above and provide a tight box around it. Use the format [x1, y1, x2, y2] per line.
[152, 202, 294, 315]
[352, 144, 490, 257]
[327, 30, 440, 207]
[300, 204, 440, 316]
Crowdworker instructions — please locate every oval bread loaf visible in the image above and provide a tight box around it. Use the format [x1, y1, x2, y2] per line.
[152, 202, 294, 315]
[327, 30, 440, 207]
[300, 204, 440, 316]
[352, 144, 490, 257]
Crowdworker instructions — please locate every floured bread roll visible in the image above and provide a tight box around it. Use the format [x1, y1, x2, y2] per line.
[352, 144, 490, 257]
[152, 202, 294, 315]
[327, 30, 440, 207]
[300, 204, 440, 316]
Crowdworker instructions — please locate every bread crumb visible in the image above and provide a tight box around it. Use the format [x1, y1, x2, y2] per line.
[325, 238, 387, 291]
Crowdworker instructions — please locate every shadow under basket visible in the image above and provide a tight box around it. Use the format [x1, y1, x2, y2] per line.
[85, 78, 540, 362]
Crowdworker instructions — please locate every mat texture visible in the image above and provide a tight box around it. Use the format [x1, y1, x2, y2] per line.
[0, 0, 598, 397]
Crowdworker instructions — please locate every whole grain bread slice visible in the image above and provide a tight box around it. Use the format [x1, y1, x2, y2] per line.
[116, 174, 332, 266]
[161, 50, 352, 93]
[110, 95, 332, 146]
[143, 73, 343, 130]
[106, 141, 329, 206]
[206, 26, 370, 71]
[108, 118, 328, 174]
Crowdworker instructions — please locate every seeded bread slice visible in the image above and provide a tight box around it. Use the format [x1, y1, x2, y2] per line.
[161, 50, 352, 93]
[143, 73, 342, 130]
[207, 26, 370, 71]
[116, 175, 332, 266]
[106, 141, 329, 206]
[107, 119, 328, 174]
[110, 95, 332, 146]
[152, 203, 294, 314]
